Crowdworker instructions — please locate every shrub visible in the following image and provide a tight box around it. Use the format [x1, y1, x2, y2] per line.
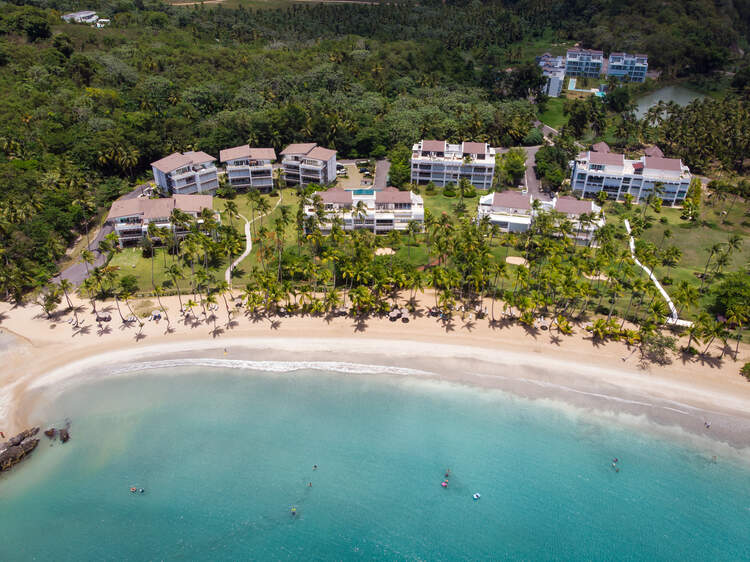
[443, 186, 457, 197]
[522, 127, 544, 146]
[660, 217, 668, 224]
[741, 363, 750, 381]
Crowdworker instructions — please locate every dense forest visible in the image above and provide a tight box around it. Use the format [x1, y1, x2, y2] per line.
[0, 0, 749, 298]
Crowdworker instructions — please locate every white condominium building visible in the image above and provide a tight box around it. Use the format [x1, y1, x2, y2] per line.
[542, 196, 605, 245]
[305, 187, 424, 234]
[537, 53, 565, 97]
[477, 191, 533, 232]
[220, 145, 276, 192]
[570, 150, 691, 205]
[281, 143, 337, 187]
[151, 151, 219, 196]
[411, 140, 496, 189]
[106, 195, 216, 247]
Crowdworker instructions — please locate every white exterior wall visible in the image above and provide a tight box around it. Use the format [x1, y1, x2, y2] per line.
[305, 193, 424, 234]
[570, 159, 690, 205]
[225, 158, 274, 191]
[476, 193, 532, 232]
[284, 155, 336, 187]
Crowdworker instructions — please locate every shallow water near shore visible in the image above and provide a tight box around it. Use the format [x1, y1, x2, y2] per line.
[2, 366, 749, 560]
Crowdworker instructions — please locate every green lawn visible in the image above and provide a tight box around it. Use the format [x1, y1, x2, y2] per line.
[538, 97, 567, 131]
[603, 197, 749, 316]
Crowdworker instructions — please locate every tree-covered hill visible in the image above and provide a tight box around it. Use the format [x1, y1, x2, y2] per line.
[0, 0, 748, 299]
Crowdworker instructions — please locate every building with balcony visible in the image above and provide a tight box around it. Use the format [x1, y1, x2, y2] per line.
[477, 191, 533, 232]
[537, 53, 565, 97]
[219, 145, 276, 192]
[565, 48, 603, 78]
[410, 140, 496, 189]
[151, 151, 219, 196]
[105, 195, 216, 247]
[281, 143, 337, 187]
[606, 52, 647, 83]
[570, 150, 691, 205]
[541, 196, 605, 245]
[304, 187, 424, 234]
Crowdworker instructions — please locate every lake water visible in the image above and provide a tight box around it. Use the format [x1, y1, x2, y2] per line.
[1, 365, 749, 560]
[635, 85, 706, 119]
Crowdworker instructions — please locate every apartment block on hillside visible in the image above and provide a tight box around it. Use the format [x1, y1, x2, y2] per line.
[305, 187, 424, 234]
[281, 143, 337, 187]
[606, 52, 648, 83]
[570, 150, 691, 205]
[151, 151, 219, 196]
[410, 140, 496, 189]
[106, 195, 216, 247]
[220, 145, 276, 192]
[537, 53, 566, 97]
[565, 48, 603, 78]
[541, 196, 605, 245]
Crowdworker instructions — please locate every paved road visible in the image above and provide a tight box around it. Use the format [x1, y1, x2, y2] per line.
[56, 183, 149, 286]
[521, 145, 552, 202]
[534, 120, 559, 138]
[374, 159, 389, 190]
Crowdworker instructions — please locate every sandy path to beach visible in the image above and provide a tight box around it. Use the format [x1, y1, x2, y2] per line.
[1, 294, 749, 442]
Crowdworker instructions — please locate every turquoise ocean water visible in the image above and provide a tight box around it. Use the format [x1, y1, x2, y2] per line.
[1, 365, 749, 560]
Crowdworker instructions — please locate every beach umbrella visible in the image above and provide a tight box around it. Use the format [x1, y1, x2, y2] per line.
[388, 310, 401, 319]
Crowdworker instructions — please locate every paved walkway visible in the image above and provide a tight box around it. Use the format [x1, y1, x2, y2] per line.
[374, 159, 389, 190]
[624, 219, 691, 327]
[521, 145, 552, 202]
[225, 192, 283, 286]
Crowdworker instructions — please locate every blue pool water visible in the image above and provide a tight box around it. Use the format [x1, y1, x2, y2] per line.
[1, 366, 749, 560]
[351, 188, 374, 195]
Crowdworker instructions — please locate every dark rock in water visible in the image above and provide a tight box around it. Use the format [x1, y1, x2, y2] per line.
[44, 428, 56, 439]
[59, 428, 70, 443]
[0, 428, 41, 472]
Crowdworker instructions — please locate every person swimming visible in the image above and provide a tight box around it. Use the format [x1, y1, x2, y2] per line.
[445, 469, 451, 478]
[291, 507, 297, 516]
[313, 465, 318, 470]
[308, 482, 312, 487]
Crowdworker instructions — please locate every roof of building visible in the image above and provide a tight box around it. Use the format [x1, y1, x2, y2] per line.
[644, 156, 682, 172]
[376, 187, 412, 204]
[151, 151, 215, 173]
[220, 145, 276, 162]
[317, 188, 352, 205]
[280, 143, 317, 156]
[151, 153, 192, 174]
[307, 146, 337, 161]
[491, 191, 531, 210]
[462, 141, 487, 155]
[107, 195, 213, 221]
[555, 196, 594, 215]
[421, 140, 446, 153]
[591, 141, 610, 153]
[644, 145, 664, 158]
[589, 151, 624, 166]
[567, 48, 604, 55]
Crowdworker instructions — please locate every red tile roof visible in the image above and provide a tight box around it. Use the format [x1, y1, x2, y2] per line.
[280, 143, 317, 156]
[644, 156, 682, 172]
[376, 187, 412, 204]
[589, 151, 624, 166]
[592, 141, 610, 153]
[107, 195, 213, 221]
[151, 153, 192, 173]
[306, 146, 337, 161]
[491, 191, 531, 210]
[221, 145, 277, 162]
[317, 188, 352, 205]
[461, 141, 487, 155]
[554, 196, 594, 215]
[644, 146, 664, 158]
[421, 140, 446, 153]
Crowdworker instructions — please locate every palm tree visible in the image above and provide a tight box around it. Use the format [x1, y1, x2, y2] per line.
[699, 243, 723, 292]
[725, 305, 747, 361]
[80, 249, 95, 275]
[167, 264, 185, 311]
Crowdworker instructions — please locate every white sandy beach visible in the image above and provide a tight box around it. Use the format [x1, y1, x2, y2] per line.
[1, 294, 749, 450]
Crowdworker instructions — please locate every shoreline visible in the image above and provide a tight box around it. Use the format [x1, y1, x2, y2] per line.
[2, 295, 750, 453]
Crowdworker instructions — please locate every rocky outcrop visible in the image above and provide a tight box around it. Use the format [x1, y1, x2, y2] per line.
[44, 428, 56, 439]
[0, 428, 40, 472]
[59, 428, 70, 443]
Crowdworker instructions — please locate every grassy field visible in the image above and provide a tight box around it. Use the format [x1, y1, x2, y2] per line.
[603, 196, 749, 316]
[538, 97, 567, 130]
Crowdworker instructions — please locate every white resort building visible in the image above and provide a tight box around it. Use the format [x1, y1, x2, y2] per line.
[106, 195, 216, 247]
[305, 187, 424, 234]
[281, 143, 337, 187]
[477, 191, 533, 232]
[219, 145, 276, 192]
[570, 147, 691, 205]
[543, 196, 605, 245]
[410, 140, 496, 189]
[151, 151, 219, 196]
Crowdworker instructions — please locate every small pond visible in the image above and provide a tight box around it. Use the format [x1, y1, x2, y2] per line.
[634, 85, 705, 119]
